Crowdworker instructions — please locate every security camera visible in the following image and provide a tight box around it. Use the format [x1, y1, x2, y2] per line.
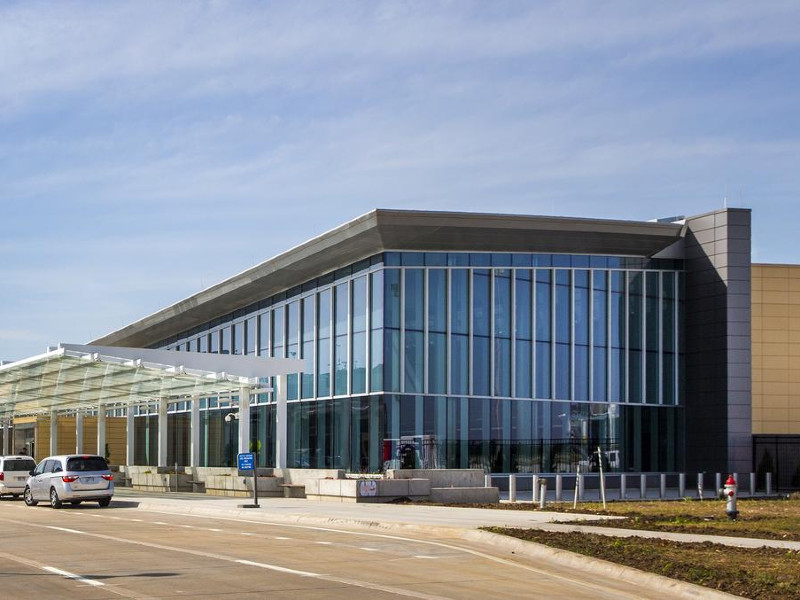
[224, 412, 239, 423]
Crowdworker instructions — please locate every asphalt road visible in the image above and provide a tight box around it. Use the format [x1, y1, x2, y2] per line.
[0, 497, 695, 599]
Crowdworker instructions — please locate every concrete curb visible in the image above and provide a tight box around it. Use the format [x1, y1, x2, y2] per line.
[461, 529, 742, 600]
[131, 500, 743, 599]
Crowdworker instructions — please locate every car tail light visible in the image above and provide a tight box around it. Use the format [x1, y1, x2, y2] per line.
[61, 475, 78, 483]
[101, 474, 113, 481]
[0, 472, 4, 481]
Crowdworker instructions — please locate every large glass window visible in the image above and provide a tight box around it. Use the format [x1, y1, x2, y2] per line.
[352, 276, 367, 395]
[245, 317, 256, 355]
[494, 269, 511, 397]
[370, 271, 384, 392]
[221, 326, 231, 355]
[334, 283, 349, 396]
[233, 321, 244, 355]
[259, 312, 270, 356]
[317, 290, 331, 396]
[384, 269, 401, 392]
[472, 269, 491, 396]
[514, 270, 532, 398]
[272, 308, 285, 358]
[209, 329, 219, 354]
[628, 272, 643, 403]
[610, 271, 625, 402]
[662, 272, 676, 405]
[404, 269, 424, 393]
[645, 272, 660, 404]
[574, 270, 589, 401]
[428, 269, 447, 394]
[555, 270, 571, 400]
[301, 296, 314, 399]
[287, 301, 299, 400]
[592, 271, 607, 402]
[535, 269, 552, 399]
[451, 269, 469, 395]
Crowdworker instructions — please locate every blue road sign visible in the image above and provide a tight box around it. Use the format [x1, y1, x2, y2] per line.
[238, 452, 255, 471]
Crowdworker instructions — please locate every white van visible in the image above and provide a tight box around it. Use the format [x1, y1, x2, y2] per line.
[0, 455, 38, 499]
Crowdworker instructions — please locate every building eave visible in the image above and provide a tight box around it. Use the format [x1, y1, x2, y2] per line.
[91, 209, 683, 348]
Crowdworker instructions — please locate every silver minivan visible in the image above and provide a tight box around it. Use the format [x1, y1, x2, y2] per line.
[0, 455, 37, 499]
[24, 454, 114, 508]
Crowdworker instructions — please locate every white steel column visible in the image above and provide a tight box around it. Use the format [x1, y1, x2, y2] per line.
[158, 398, 168, 467]
[3, 422, 10, 455]
[238, 386, 251, 455]
[275, 375, 288, 469]
[50, 411, 59, 455]
[97, 407, 106, 458]
[126, 408, 135, 466]
[75, 411, 84, 454]
[190, 396, 200, 468]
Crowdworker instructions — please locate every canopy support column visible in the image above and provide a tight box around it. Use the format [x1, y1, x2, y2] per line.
[275, 375, 287, 469]
[75, 411, 84, 454]
[238, 386, 251, 456]
[50, 411, 58, 455]
[126, 408, 135, 466]
[190, 396, 200, 468]
[158, 398, 168, 468]
[3, 422, 10, 455]
[97, 407, 106, 459]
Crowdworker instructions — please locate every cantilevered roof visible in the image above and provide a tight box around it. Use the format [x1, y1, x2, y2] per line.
[92, 209, 684, 348]
[0, 344, 303, 418]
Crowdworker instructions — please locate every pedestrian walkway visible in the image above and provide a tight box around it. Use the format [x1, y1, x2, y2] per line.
[115, 488, 800, 551]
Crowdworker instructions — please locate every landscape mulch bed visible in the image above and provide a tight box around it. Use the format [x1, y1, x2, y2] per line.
[486, 527, 800, 600]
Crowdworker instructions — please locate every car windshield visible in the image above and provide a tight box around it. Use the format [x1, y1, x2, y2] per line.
[4, 459, 36, 471]
[66, 456, 109, 472]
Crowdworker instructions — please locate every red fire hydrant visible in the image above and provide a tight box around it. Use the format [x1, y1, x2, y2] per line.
[724, 474, 738, 520]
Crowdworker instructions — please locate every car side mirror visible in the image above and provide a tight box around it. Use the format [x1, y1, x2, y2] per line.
[29, 470, 34, 476]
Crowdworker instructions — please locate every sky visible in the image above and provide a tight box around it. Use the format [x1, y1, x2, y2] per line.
[1, 0, 799, 362]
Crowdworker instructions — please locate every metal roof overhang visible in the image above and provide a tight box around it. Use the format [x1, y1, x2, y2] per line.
[0, 344, 304, 419]
[92, 209, 685, 348]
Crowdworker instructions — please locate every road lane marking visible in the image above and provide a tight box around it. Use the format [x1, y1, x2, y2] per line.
[274, 536, 291, 540]
[207, 528, 222, 532]
[235, 559, 320, 577]
[132, 509, 648, 600]
[14, 506, 643, 600]
[0, 551, 147, 599]
[315, 541, 332, 545]
[43, 566, 104, 587]
[359, 547, 379, 552]
[0, 517, 452, 600]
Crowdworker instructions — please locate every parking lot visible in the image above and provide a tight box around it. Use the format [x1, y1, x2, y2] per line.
[0, 495, 707, 599]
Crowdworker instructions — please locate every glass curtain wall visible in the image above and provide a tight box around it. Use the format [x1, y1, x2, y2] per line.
[155, 252, 683, 473]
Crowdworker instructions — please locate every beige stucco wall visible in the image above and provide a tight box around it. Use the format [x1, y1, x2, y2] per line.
[752, 264, 800, 434]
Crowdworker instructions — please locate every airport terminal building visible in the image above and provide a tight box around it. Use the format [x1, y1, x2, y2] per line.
[1, 208, 755, 478]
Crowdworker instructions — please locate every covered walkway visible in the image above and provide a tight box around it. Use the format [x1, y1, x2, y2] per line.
[0, 344, 302, 468]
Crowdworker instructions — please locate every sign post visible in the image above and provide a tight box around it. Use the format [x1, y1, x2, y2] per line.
[237, 452, 259, 508]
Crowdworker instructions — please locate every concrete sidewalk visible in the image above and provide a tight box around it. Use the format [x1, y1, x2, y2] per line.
[115, 488, 800, 550]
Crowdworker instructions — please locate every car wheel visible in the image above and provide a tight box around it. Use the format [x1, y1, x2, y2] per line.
[98, 497, 111, 508]
[50, 488, 63, 509]
[23, 487, 38, 507]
